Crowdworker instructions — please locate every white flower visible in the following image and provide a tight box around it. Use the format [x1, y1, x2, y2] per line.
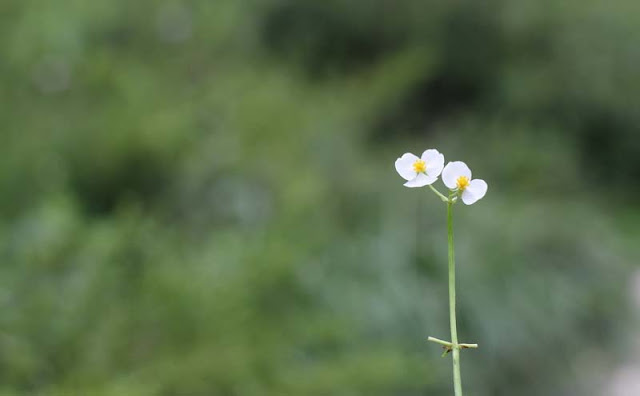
[395, 149, 445, 188]
[442, 161, 488, 205]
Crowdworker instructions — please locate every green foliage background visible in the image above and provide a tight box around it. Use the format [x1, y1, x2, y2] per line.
[1, 1, 639, 395]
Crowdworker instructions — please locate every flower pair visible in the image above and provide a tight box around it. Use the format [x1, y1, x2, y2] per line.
[395, 149, 488, 205]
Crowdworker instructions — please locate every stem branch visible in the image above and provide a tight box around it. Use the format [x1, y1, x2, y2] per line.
[428, 336, 478, 350]
[427, 336, 453, 348]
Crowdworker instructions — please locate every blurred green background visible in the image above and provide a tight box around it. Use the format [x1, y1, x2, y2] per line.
[1, 0, 639, 395]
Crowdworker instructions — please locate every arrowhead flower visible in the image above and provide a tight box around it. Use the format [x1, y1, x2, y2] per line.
[395, 149, 445, 188]
[395, 150, 487, 395]
[442, 161, 488, 205]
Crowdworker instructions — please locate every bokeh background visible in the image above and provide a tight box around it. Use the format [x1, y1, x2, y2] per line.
[1, 1, 639, 395]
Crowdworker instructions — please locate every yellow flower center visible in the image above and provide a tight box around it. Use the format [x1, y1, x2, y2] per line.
[413, 159, 426, 173]
[456, 176, 470, 190]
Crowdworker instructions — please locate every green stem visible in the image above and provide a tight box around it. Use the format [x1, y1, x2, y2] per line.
[447, 201, 463, 396]
[429, 184, 449, 202]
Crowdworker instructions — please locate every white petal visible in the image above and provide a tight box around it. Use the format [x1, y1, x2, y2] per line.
[442, 161, 472, 190]
[461, 179, 488, 205]
[421, 149, 445, 178]
[403, 173, 437, 188]
[395, 153, 419, 181]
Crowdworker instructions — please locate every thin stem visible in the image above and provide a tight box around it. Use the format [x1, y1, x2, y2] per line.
[429, 184, 449, 202]
[447, 201, 463, 396]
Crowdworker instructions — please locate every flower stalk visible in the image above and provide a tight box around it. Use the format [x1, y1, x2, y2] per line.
[447, 200, 463, 396]
[428, 184, 449, 202]
[426, 192, 478, 396]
